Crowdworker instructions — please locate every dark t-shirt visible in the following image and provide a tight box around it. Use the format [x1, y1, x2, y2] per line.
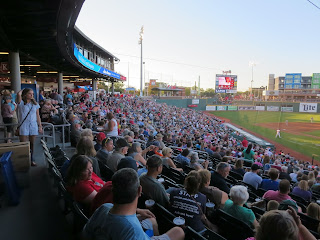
[210, 171, 230, 194]
[169, 188, 207, 232]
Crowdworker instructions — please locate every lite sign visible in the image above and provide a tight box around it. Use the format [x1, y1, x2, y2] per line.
[299, 103, 318, 113]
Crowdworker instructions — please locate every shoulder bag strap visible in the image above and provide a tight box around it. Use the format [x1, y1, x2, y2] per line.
[17, 104, 33, 129]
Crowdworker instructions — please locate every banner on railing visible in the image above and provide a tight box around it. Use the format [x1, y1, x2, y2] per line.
[281, 107, 293, 112]
[238, 106, 255, 110]
[267, 106, 279, 111]
[217, 106, 227, 111]
[192, 99, 200, 104]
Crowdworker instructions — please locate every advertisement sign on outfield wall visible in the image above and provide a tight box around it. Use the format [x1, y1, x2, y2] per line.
[299, 103, 318, 113]
[281, 107, 294, 112]
[255, 106, 265, 111]
[267, 106, 279, 111]
[206, 105, 216, 111]
[192, 99, 200, 104]
[228, 106, 238, 110]
[217, 106, 227, 111]
[238, 106, 255, 110]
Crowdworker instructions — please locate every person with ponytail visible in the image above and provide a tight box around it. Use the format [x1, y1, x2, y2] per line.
[16, 88, 42, 166]
[243, 143, 256, 162]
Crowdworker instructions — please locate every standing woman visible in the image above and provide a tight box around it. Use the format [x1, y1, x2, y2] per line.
[2, 95, 17, 143]
[105, 112, 118, 136]
[16, 88, 42, 166]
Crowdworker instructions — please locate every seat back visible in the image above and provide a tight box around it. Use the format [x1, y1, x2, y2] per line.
[203, 227, 227, 240]
[153, 203, 177, 234]
[97, 160, 114, 182]
[184, 226, 207, 240]
[215, 209, 254, 240]
[289, 193, 309, 206]
[72, 201, 89, 233]
[229, 170, 244, 181]
[298, 212, 320, 232]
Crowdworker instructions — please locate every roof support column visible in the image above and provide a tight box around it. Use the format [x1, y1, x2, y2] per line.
[92, 78, 97, 91]
[9, 51, 21, 93]
[58, 72, 63, 95]
[111, 82, 114, 94]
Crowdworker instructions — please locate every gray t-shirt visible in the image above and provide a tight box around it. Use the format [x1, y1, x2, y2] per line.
[139, 173, 169, 207]
[106, 151, 125, 173]
[243, 172, 262, 190]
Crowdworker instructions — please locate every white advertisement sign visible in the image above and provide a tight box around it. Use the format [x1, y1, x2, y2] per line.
[206, 105, 216, 111]
[255, 106, 265, 111]
[267, 106, 279, 111]
[217, 106, 227, 111]
[299, 103, 318, 113]
[263, 90, 279, 96]
[226, 89, 237, 93]
[192, 99, 200, 104]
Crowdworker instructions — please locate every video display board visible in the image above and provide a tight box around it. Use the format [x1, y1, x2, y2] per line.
[215, 74, 237, 93]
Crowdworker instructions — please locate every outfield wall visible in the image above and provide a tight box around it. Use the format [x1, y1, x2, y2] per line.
[155, 99, 320, 113]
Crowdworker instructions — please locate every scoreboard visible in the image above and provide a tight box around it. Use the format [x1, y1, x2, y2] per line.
[215, 74, 237, 93]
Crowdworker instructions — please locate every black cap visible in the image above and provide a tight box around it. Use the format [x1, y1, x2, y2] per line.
[251, 164, 261, 171]
[117, 156, 138, 171]
[116, 138, 129, 148]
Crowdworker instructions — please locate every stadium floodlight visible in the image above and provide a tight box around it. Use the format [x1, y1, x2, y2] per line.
[139, 26, 144, 97]
[249, 61, 257, 97]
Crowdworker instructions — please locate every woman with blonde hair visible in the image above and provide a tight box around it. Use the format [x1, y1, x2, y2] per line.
[233, 159, 245, 176]
[307, 203, 320, 220]
[161, 147, 183, 171]
[80, 128, 94, 141]
[308, 171, 316, 182]
[198, 169, 228, 209]
[70, 136, 100, 177]
[292, 180, 312, 202]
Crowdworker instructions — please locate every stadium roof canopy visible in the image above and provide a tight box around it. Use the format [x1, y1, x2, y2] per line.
[0, 0, 121, 82]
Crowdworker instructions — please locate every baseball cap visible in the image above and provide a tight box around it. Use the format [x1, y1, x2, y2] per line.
[116, 138, 129, 148]
[152, 141, 160, 147]
[117, 157, 138, 171]
[96, 132, 106, 141]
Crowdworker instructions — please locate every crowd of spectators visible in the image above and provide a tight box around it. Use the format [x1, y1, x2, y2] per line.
[41, 90, 320, 240]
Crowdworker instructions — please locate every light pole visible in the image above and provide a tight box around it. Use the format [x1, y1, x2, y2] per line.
[249, 61, 256, 97]
[143, 62, 146, 96]
[139, 26, 144, 97]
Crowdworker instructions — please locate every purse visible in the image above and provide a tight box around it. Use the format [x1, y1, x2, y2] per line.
[15, 105, 33, 136]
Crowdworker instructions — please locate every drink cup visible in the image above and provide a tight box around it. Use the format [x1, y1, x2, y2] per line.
[255, 197, 262, 202]
[145, 199, 155, 209]
[317, 200, 320, 205]
[206, 202, 215, 215]
[158, 177, 165, 183]
[173, 216, 185, 227]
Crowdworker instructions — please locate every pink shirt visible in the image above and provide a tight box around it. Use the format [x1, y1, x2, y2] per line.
[263, 190, 292, 203]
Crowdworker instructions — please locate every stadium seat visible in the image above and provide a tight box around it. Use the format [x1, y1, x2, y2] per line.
[153, 203, 177, 234]
[229, 170, 243, 181]
[298, 212, 320, 232]
[97, 160, 114, 182]
[289, 193, 309, 206]
[215, 209, 254, 240]
[72, 201, 89, 234]
[184, 226, 207, 240]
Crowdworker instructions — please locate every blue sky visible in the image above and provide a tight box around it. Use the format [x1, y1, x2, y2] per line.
[76, 0, 320, 91]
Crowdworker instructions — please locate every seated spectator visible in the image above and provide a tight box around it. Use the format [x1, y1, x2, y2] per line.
[279, 166, 292, 182]
[189, 152, 209, 170]
[198, 169, 228, 209]
[128, 142, 154, 167]
[211, 147, 222, 160]
[263, 179, 293, 203]
[232, 159, 245, 176]
[106, 138, 129, 173]
[223, 185, 259, 228]
[161, 147, 183, 171]
[262, 155, 271, 172]
[81, 128, 94, 141]
[210, 162, 231, 194]
[66, 155, 104, 205]
[96, 137, 114, 164]
[266, 200, 279, 211]
[155, 133, 165, 149]
[243, 164, 262, 190]
[146, 141, 163, 157]
[84, 168, 184, 240]
[94, 132, 106, 151]
[292, 180, 312, 202]
[170, 171, 214, 233]
[255, 208, 316, 240]
[175, 148, 190, 170]
[307, 203, 320, 220]
[40, 99, 57, 122]
[311, 177, 320, 193]
[290, 168, 299, 183]
[260, 168, 279, 191]
[242, 144, 256, 162]
[140, 155, 169, 207]
[68, 136, 101, 177]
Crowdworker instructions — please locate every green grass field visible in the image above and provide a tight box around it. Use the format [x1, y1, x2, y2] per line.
[211, 111, 320, 159]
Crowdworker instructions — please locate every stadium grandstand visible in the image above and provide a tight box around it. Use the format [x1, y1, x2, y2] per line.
[1, 1, 320, 240]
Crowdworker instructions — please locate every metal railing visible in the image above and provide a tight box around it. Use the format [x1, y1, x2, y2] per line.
[0, 122, 71, 149]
